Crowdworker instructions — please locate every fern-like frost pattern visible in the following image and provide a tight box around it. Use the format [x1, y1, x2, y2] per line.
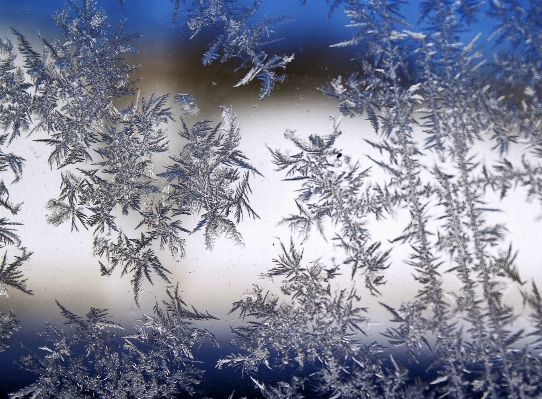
[3, 0, 542, 397]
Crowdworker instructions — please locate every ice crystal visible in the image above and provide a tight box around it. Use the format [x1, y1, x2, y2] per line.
[0, 36, 33, 354]
[10, 285, 217, 399]
[184, 0, 294, 99]
[175, 93, 200, 116]
[227, 0, 542, 397]
[0, 248, 30, 353]
[8, 0, 260, 304]
[269, 122, 392, 294]
[160, 106, 261, 250]
[4, 0, 542, 397]
[219, 241, 390, 397]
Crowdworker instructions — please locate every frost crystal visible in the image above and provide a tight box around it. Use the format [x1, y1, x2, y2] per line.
[10, 286, 217, 398]
[4, 0, 542, 397]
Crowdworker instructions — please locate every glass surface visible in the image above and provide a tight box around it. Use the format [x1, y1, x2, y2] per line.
[0, 0, 541, 397]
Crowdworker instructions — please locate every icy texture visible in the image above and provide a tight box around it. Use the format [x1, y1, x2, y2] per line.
[9, 285, 217, 398]
[183, 0, 294, 99]
[7, 0, 260, 305]
[3, 0, 542, 397]
[0, 37, 33, 353]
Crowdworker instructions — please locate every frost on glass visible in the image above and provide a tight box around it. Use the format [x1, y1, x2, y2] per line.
[4, 0, 260, 305]
[9, 285, 217, 398]
[0, 37, 32, 354]
[1, 0, 542, 397]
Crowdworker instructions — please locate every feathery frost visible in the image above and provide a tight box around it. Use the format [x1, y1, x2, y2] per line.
[4, 0, 542, 397]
